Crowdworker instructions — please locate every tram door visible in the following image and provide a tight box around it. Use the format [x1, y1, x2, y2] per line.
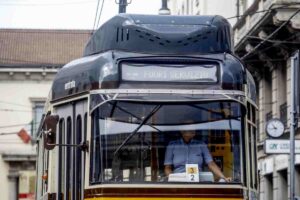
[55, 99, 87, 200]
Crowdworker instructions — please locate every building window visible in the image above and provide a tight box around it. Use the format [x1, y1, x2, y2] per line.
[296, 165, 300, 197]
[264, 173, 273, 200]
[280, 103, 287, 128]
[278, 169, 288, 200]
[30, 98, 46, 139]
[265, 111, 272, 123]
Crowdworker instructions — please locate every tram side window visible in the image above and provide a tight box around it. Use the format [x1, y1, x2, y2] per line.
[90, 101, 244, 184]
[58, 119, 65, 200]
[75, 115, 82, 199]
[36, 140, 44, 198]
[247, 103, 257, 189]
[91, 111, 101, 183]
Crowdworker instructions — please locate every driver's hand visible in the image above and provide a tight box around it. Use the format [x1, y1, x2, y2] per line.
[219, 177, 232, 182]
[224, 177, 232, 182]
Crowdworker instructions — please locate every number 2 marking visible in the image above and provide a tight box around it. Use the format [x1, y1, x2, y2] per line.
[191, 174, 195, 181]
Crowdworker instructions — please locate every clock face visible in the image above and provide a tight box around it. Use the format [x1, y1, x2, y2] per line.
[266, 119, 284, 138]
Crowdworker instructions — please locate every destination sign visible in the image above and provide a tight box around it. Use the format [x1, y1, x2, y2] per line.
[121, 63, 218, 83]
[265, 139, 300, 154]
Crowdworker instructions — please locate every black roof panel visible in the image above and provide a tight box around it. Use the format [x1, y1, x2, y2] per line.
[84, 14, 232, 56]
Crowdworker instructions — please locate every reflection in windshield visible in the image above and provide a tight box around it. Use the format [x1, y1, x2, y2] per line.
[91, 101, 243, 184]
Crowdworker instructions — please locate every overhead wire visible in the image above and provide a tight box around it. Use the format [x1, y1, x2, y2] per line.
[241, 8, 300, 61]
[0, 108, 32, 113]
[95, 0, 105, 29]
[92, 0, 102, 30]
[239, 32, 300, 62]
[0, 0, 95, 6]
[0, 101, 32, 108]
[245, 36, 300, 44]
[227, 3, 300, 20]
[0, 132, 19, 136]
[0, 121, 40, 129]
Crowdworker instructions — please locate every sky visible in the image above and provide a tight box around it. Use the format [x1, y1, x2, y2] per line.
[0, 0, 162, 29]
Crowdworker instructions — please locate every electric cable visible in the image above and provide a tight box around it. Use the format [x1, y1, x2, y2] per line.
[238, 32, 300, 61]
[0, 132, 19, 136]
[0, 121, 40, 129]
[0, 101, 32, 108]
[0, 109, 32, 112]
[227, 3, 300, 20]
[241, 8, 300, 60]
[245, 36, 300, 44]
[92, 0, 101, 30]
[95, 0, 105, 29]
[0, 0, 95, 6]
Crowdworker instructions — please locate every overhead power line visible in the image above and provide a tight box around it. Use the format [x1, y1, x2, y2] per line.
[0, 108, 32, 113]
[241, 8, 300, 60]
[0, 0, 95, 6]
[0, 132, 19, 136]
[0, 101, 32, 108]
[0, 121, 40, 129]
[92, 0, 105, 31]
[240, 32, 300, 60]
[92, 0, 101, 30]
[227, 3, 300, 20]
[237, 35, 300, 44]
[96, 0, 105, 29]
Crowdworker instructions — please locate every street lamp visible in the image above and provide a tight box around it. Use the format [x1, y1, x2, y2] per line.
[159, 0, 170, 15]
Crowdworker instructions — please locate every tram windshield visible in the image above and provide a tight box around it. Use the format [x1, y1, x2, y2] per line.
[91, 101, 243, 184]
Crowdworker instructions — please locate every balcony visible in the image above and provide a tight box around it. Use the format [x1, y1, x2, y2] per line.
[233, 0, 300, 48]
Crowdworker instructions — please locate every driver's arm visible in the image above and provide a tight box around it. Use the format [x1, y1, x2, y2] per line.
[208, 161, 232, 182]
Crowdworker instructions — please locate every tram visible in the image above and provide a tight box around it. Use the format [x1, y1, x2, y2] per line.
[35, 14, 258, 200]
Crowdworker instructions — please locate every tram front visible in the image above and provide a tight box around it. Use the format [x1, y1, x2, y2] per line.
[46, 14, 258, 200]
[86, 54, 257, 200]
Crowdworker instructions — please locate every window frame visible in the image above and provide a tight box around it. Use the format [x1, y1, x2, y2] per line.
[89, 100, 246, 185]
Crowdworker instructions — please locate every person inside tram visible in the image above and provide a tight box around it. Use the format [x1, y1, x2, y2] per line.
[164, 129, 232, 182]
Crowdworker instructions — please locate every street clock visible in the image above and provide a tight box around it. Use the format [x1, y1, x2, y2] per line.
[266, 118, 285, 138]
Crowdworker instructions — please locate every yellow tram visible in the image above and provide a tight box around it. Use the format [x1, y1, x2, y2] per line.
[35, 14, 258, 200]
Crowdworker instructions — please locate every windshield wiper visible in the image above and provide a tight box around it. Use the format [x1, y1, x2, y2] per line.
[107, 101, 163, 133]
[113, 104, 162, 156]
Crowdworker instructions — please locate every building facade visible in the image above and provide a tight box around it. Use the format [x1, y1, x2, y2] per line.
[0, 29, 91, 200]
[168, 0, 243, 25]
[167, 0, 300, 199]
[234, 0, 300, 199]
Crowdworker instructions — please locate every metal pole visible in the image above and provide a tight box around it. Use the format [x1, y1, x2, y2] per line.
[236, 0, 240, 19]
[290, 51, 299, 200]
[159, 0, 170, 15]
[118, 0, 127, 13]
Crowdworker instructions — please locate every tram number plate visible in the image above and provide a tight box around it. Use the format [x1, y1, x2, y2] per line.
[185, 164, 199, 182]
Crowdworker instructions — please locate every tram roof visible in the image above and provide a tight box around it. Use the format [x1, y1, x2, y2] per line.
[84, 14, 233, 56]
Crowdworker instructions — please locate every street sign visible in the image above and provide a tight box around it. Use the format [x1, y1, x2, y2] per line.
[264, 139, 300, 154]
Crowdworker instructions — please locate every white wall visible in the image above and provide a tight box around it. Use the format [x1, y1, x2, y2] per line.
[0, 156, 9, 200]
[168, 0, 238, 25]
[0, 80, 52, 136]
[0, 73, 53, 200]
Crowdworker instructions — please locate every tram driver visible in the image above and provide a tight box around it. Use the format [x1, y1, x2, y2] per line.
[164, 129, 232, 182]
